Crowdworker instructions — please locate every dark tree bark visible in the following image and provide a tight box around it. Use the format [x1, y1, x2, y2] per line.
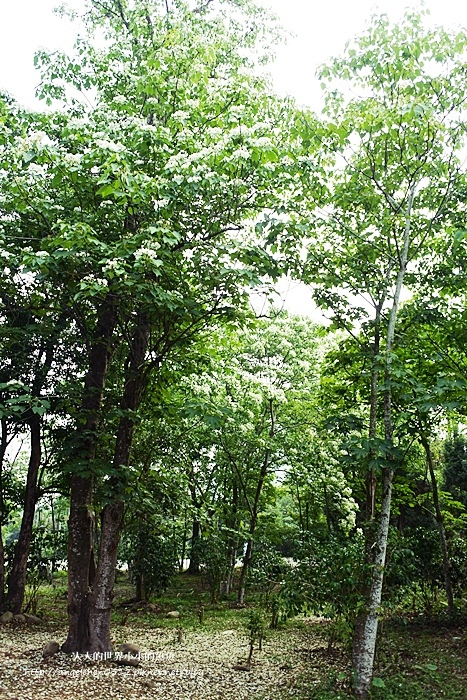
[179, 510, 188, 573]
[187, 517, 201, 575]
[419, 430, 455, 618]
[0, 533, 4, 611]
[0, 417, 7, 608]
[237, 399, 274, 604]
[225, 480, 239, 594]
[88, 500, 124, 652]
[5, 413, 41, 613]
[62, 300, 117, 654]
[86, 312, 150, 652]
[64, 311, 150, 654]
[4, 331, 57, 613]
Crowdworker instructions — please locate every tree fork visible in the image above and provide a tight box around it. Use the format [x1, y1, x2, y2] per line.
[62, 299, 117, 653]
[84, 310, 151, 653]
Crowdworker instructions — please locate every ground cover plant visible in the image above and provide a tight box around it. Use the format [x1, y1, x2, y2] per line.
[0, 574, 466, 700]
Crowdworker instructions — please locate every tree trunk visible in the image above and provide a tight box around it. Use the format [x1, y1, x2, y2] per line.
[82, 312, 150, 653]
[62, 300, 117, 654]
[88, 500, 124, 653]
[352, 184, 416, 699]
[187, 518, 201, 575]
[237, 530, 254, 605]
[225, 481, 239, 594]
[420, 432, 455, 617]
[5, 413, 41, 613]
[237, 435, 272, 603]
[0, 533, 4, 611]
[179, 510, 188, 573]
[352, 467, 394, 698]
[0, 417, 7, 608]
[61, 475, 95, 653]
[366, 304, 381, 522]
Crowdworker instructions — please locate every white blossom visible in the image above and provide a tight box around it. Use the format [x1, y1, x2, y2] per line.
[63, 153, 83, 166]
[102, 258, 124, 272]
[231, 146, 250, 160]
[95, 138, 125, 153]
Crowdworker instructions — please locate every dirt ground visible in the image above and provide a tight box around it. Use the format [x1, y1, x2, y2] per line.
[0, 620, 319, 700]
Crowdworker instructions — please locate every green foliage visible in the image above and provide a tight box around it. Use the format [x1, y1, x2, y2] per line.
[443, 435, 467, 507]
[384, 526, 444, 613]
[197, 534, 230, 603]
[248, 539, 291, 591]
[271, 533, 367, 645]
[124, 527, 177, 599]
[246, 606, 266, 653]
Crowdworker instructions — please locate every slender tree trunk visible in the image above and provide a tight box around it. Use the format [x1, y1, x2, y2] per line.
[6, 414, 41, 613]
[352, 185, 416, 699]
[0, 533, 4, 611]
[179, 509, 188, 573]
[225, 480, 239, 594]
[295, 483, 303, 531]
[135, 573, 143, 602]
[187, 518, 201, 575]
[366, 305, 381, 522]
[420, 432, 455, 617]
[0, 417, 8, 608]
[237, 527, 255, 605]
[237, 406, 273, 605]
[62, 300, 117, 654]
[323, 482, 332, 533]
[352, 467, 394, 696]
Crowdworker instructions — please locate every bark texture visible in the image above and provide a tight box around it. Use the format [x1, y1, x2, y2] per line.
[352, 185, 415, 698]
[0, 418, 7, 608]
[82, 312, 151, 653]
[62, 301, 117, 654]
[237, 399, 274, 604]
[5, 414, 41, 613]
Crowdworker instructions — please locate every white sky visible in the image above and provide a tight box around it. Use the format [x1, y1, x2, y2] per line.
[2, 0, 467, 111]
[1, 0, 467, 317]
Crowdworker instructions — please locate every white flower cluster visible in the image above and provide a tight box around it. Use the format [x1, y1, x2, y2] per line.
[134, 240, 162, 265]
[102, 258, 124, 273]
[63, 152, 83, 166]
[27, 163, 46, 177]
[230, 146, 250, 160]
[134, 247, 160, 262]
[67, 117, 87, 129]
[172, 110, 190, 122]
[153, 199, 169, 210]
[81, 274, 108, 287]
[94, 138, 125, 153]
[13, 131, 53, 162]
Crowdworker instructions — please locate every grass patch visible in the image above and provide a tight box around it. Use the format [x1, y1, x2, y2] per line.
[281, 614, 467, 700]
[22, 573, 467, 700]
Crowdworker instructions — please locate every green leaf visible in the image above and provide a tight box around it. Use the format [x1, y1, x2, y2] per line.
[372, 677, 386, 688]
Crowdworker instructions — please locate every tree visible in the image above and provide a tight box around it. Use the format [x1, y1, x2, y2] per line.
[0, 0, 307, 652]
[276, 10, 467, 697]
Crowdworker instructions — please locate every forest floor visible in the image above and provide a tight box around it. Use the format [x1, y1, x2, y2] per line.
[0, 574, 466, 700]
